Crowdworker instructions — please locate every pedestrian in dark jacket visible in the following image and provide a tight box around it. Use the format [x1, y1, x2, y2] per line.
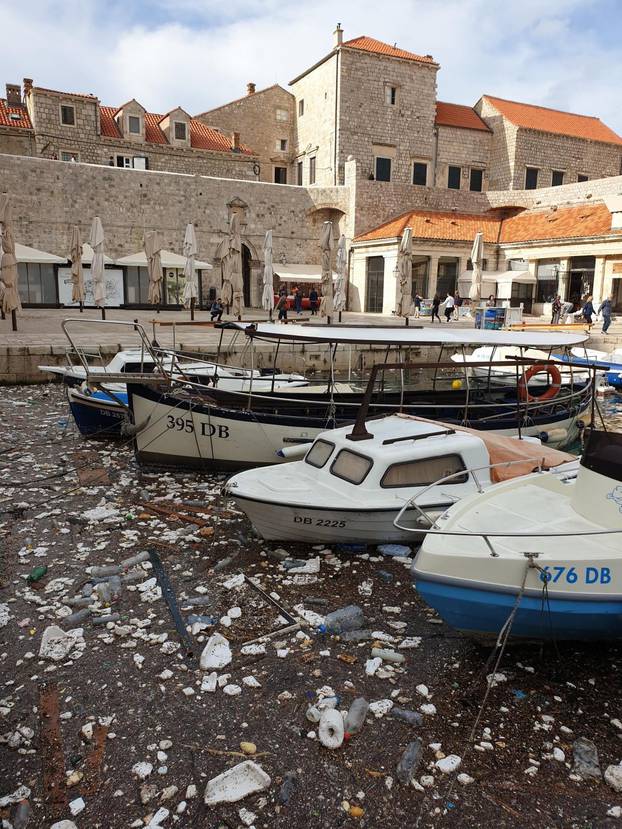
[598, 296, 613, 333]
[431, 294, 441, 323]
[582, 296, 595, 324]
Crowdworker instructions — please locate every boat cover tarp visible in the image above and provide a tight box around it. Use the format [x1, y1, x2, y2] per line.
[395, 413, 575, 483]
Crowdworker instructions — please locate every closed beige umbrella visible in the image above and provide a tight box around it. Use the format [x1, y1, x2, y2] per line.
[319, 221, 333, 321]
[261, 230, 274, 317]
[69, 225, 85, 308]
[89, 216, 106, 316]
[181, 223, 199, 315]
[333, 234, 347, 318]
[469, 231, 484, 303]
[145, 230, 163, 306]
[0, 195, 22, 330]
[395, 226, 413, 323]
[228, 213, 244, 320]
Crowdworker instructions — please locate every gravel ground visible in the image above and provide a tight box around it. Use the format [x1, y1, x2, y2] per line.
[1, 384, 622, 829]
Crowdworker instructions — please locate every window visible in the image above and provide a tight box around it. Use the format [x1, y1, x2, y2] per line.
[375, 157, 392, 182]
[309, 156, 316, 185]
[365, 256, 384, 313]
[412, 162, 427, 186]
[128, 115, 141, 135]
[274, 166, 287, 184]
[305, 439, 335, 468]
[116, 155, 133, 168]
[525, 167, 539, 189]
[384, 85, 397, 105]
[469, 168, 483, 192]
[578, 174, 589, 182]
[447, 165, 461, 189]
[125, 266, 150, 304]
[17, 263, 57, 304]
[380, 455, 468, 488]
[298, 99, 304, 116]
[551, 170, 564, 186]
[61, 151, 78, 162]
[133, 156, 148, 170]
[296, 161, 303, 186]
[536, 260, 559, 303]
[279, 138, 288, 152]
[466, 258, 488, 271]
[60, 105, 75, 126]
[174, 121, 187, 140]
[330, 450, 373, 485]
[276, 108, 289, 122]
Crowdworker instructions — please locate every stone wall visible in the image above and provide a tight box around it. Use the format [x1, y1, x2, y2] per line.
[475, 99, 517, 190]
[435, 125, 491, 190]
[0, 127, 34, 156]
[196, 85, 296, 184]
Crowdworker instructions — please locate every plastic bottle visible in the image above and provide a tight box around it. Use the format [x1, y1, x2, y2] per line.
[324, 605, 365, 634]
[12, 799, 31, 829]
[278, 771, 298, 804]
[371, 648, 405, 664]
[344, 697, 369, 735]
[391, 707, 423, 727]
[26, 565, 47, 583]
[396, 739, 424, 784]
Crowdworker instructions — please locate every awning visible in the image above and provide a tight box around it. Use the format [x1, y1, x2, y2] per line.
[13, 243, 67, 264]
[115, 249, 213, 269]
[458, 269, 535, 286]
[274, 263, 338, 282]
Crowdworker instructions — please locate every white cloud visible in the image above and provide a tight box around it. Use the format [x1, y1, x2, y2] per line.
[1, 0, 621, 132]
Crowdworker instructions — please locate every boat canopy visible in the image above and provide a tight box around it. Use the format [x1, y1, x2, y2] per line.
[393, 414, 575, 482]
[223, 321, 588, 348]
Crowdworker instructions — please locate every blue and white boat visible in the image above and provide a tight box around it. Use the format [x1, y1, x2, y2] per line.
[553, 346, 622, 391]
[404, 429, 622, 641]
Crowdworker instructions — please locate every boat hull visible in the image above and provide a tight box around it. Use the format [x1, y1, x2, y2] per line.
[414, 575, 622, 641]
[68, 390, 126, 437]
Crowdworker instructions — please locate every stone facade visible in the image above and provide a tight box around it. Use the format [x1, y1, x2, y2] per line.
[434, 124, 491, 191]
[196, 85, 296, 184]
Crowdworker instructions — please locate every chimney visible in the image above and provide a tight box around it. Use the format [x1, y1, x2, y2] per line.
[246, 82, 256, 96]
[231, 131, 240, 151]
[334, 23, 343, 48]
[5, 84, 21, 106]
[23, 78, 33, 96]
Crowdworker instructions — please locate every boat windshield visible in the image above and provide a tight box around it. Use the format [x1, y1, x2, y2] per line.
[330, 449, 374, 485]
[305, 439, 335, 469]
[380, 454, 468, 488]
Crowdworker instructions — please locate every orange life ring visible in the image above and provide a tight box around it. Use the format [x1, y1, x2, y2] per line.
[518, 364, 562, 403]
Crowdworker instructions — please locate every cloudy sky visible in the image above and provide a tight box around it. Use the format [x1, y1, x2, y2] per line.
[2, 0, 622, 129]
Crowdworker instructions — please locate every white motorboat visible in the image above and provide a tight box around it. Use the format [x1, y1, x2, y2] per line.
[223, 414, 577, 543]
[407, 429, 622, 641]
[451, 345, 591, 386]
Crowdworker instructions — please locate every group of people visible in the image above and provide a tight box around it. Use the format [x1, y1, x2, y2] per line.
[551, 294, 614, 333]
[428, 290, 465, 323]
[275, 286, 320, 322]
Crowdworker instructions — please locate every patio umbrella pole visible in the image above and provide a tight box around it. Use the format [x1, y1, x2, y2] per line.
[11, 309, 17, 331]
[79, 302, 83, 313]
[190, 297, 195, 322]
[101, 307, 106, 320]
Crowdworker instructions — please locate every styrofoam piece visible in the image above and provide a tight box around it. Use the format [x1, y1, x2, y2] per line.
[204, 760, 271, 805]
[199, 633, 232, 670]
[318, 708, 344, 749]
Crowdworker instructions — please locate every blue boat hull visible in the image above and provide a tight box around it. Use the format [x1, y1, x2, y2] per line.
[68, 391, 127, 437]
[415, 577, 622, 641]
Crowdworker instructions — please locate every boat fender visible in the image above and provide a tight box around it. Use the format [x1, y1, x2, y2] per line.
[120, 416, 151, 437]
[276, 443, 311, 459]
[518, 364, 562, 403]
[538, 427, 568, 445]
[318, 708, 344, 749]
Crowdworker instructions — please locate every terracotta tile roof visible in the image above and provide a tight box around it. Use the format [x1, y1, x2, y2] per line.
[435, 101, 490, 132]
[355, 202, 621, 246]
[483, 95, 622, 146]
[500, 203, 618, 243]
[0, 99, 32, 129]
[99, 105, 253, 154]
[354, 209, 502, 243]
[342, 36, 436, 65]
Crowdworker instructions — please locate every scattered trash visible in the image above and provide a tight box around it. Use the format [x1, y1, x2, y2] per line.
[204, 761, 271, 805]
[436, 754, 462, 773]
[324, 605, 365, 634]
[391, 708, 423, 727]
[345, 698, 369, 735]
[200, 633, 232, 670]
[278, 772, 298, 805]
[605, 763, 622, 792]
[318, 708, 344, 749]
[377, 544, 411, 557]
[572, 737, 602, 780]
[397, 739, 423, 784]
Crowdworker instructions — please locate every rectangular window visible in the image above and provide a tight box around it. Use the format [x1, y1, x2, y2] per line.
[447, 165, 461, 189]
[305, 439, 335, 469]
[276, 108, 288, 122]
[297, 161, 303, 186]
[375, 157, 392, 182]
[469, 168, 483, 192]
[125, 266, 150, 305]
[61, 151, 78, 162]
[309, 156, 316, 185]
[536, 260, 560, 303]
[60, 105, 75, 126]
[174, 121, 187, 140]
[298, 99, 304, 116]
[578, 174, 588, 182]
[412, 162, 427, 186]
[274, 166, 287, 184]
[128, 115, 141, 134]
[365, 256, 384, 313]
[384, 85, 397, 105]
[551, 170, 564, 186]
[279, 138, 288, 151]
[132, 156, 148, 170]
[525, 167, 539, 189]
[380, 454, 468, 488]
[17, 263, 57, 304]
[116, 155, 133, 168]
[330, 449, 373, 485]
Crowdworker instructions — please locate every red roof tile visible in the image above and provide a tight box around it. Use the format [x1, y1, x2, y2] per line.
[0, 99, 32, 129]
[99, 105, 253, 154]
[342, 36, 436, 65]
[355, 209, 502, 243]
[483, 95, 622, 146]
[500, 203, 617, 243]
[435, 101, 490, 132]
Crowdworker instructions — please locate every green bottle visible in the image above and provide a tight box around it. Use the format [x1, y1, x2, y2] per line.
[26, 565, 48, 583]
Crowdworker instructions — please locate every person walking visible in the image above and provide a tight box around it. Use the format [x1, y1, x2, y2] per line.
[444, 292, 455, 323]
[431, 294, 441, 323]
[210, 298, 223, 322]
[276, 292, 288, 323]
[551, 294, 562, 325]
[582, 295, 595, 325]
[293, 286, 303, 315]
[454, 290, 463, 320]
[309, 287, 318, 316]
[598, 295, 613, 334]
[414, 293, 422, 319]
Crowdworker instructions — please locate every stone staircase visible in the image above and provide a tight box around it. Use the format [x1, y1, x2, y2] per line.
[586, 316, 622, 350]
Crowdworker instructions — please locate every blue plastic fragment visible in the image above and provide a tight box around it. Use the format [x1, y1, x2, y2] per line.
[377, 544, 412, 557]
[512, 689, 527, 700]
